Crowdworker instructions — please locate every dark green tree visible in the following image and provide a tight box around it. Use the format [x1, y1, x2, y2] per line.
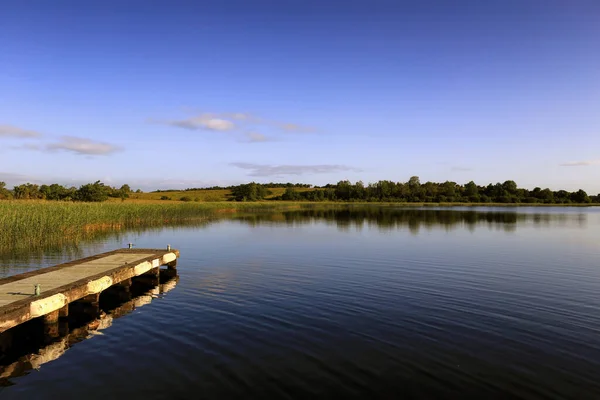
[282, 187, 301, 200]
[571, 189, 591, 203]
[13, 183, 43, 199]
[76, 181, 110, 202]
[0, 182, 12, 199]
[464, 181, 479, 202]
[230, 182, 271, 201]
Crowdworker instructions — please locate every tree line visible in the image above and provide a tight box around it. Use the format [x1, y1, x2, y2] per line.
[264, 178, 599, 204]
[0, 181, 137, 202]
[1, 178, 598, 204]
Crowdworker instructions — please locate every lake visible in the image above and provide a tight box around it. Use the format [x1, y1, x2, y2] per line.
[1, 206, 600, 399]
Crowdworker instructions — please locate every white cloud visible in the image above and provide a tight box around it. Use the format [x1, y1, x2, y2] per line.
[47, 136, 121, 155]
[559, 160, 600, 167]
[230, 162, 360, 177]
[0, 124, 42, 138]
[157, 111, 315, 138]
[165, 114, 236, 131]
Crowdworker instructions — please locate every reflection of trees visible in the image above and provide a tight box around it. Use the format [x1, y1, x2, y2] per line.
[232, 207, 587, 234]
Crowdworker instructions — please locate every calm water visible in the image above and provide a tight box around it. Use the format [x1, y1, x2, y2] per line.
[1, 206, 600, 399]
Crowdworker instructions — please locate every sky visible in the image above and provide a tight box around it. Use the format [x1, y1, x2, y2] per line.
[1, 0, 599, 193]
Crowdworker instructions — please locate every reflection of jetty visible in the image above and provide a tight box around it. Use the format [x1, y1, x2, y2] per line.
[0, 248, 179, 334]
[0, 271, 179, 384]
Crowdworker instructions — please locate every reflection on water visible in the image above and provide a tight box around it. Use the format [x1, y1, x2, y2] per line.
[0, 207, 591, 269]
[0, 271, 178, 387]
[233, 206, 590, 233]
[0, 206, 599, 399]
[0, 221, 213, 272]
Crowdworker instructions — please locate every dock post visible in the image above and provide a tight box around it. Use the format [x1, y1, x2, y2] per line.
[43, 310, 60, 338]
[118, 278, 132, 290]
[115, 278, 132, 301]
[77, 293, 101, 318]
[166, 260, 177, 270]
[136, 267, 160, 286]
[59, 305, 69, 318]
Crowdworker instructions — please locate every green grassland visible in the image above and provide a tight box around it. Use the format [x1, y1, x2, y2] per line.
[123, 187, 316, 202]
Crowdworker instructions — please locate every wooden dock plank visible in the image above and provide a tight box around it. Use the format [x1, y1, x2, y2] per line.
[0, 253, 157, 307]
[0, 249, 179, 333]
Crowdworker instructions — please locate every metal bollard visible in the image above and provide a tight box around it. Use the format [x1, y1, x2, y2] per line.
[167, 244, 171, 251]
[34, 284, 41, 296]
[128, 243, 133, 249]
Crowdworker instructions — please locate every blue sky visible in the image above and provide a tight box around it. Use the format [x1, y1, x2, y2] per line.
[1, 0, 599, 192]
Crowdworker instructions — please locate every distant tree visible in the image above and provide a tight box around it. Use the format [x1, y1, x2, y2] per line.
[282, 187, 301, 201]
[408, 176, 420, 188]
[13, 183, 43, 199]
[352, 181, 366, 200]
[40, 183, 73, 200]
[571, 189, 591, 203]
[180, 196, 192, 202]
[0, 181, 12, 199]
[76, 181, 110, 202]
[539, 188, 554, 204]
[502, 180, 518, 195]
[441, 181, 457, 200]
[407, 176, 422, 201]
[464, 181, 479, 202]
[230, 182, 271, 201]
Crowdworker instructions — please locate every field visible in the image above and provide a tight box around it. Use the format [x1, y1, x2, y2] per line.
[122, 187, 315, 202]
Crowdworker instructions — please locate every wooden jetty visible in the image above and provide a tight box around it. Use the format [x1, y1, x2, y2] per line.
[0, 273, 179, 384]
[0, 248, 179, 334]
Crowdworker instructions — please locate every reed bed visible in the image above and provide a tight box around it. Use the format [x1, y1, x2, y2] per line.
[0, 200, 308, 255]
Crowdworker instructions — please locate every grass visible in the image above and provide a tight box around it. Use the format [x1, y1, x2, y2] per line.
[0, 200, 309, 256]
[123, 187, 316, 202]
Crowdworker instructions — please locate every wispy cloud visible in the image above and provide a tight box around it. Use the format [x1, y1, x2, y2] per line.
[0, 124, 42, 138]
[559, 159, 600, 167]
[160, 113, 236, 132]
[47, 136, 121, 155]
[10, 143, 43, 151]
[156, 111, 315, 139]
[277, 122, 316, 133]
[0, 172, 37, 186]
[231, 162, 360, 177]
[244, 132, 274, 143]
